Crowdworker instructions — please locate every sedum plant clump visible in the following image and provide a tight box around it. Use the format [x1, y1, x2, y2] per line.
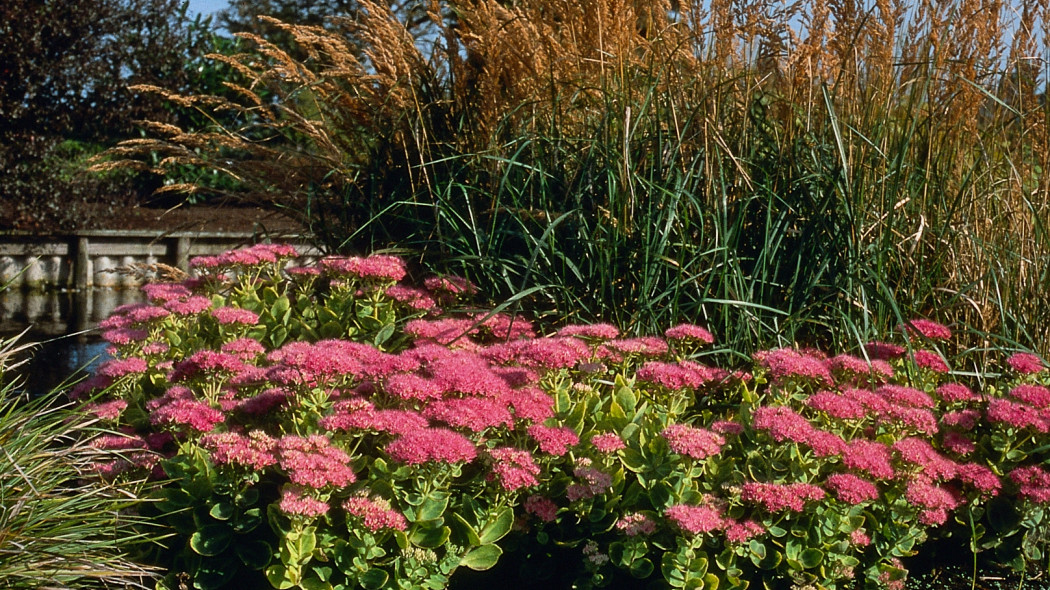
[78, 244, 1050, 590]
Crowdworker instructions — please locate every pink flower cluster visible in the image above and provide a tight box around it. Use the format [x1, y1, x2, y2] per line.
[86, 399, 128, 420]
[725, 520, 765, 543]
[170, 350, 248, 381]
[936, 383, 977, 403]
[192, 243, 299, 270]
[91, 430, 147, 451]
[830, 387, 939, 434]
[892, 437, 958, 481]
[488, 447, 541, 491]
[403, 317, 478, 346]
[211, 306, 260, 326]
[424, 397, 513, 432]
[1010, 465, 1050, 503]
[320, 254, 407, 282]
[615, 512, 657, 536]
[101, 327, 149, 346]
[754, 348, 833, 386]
[556, 323, 620, 340]
[384, 285, 437, 311]
[527, 424, 579, 456]
[267, 340, 412, 383]
[473, 312, 536, 341]
[597, 337, 669, 361]
[665, 503, 725, 534]
[97, 357, 149, 379]
[501, 387, 556, 423]
[484, 337, 590, 370]
[236, 387, 293, 415]
[863, 341, 905, 360]
[913, 349, 950, 373]
[850, 529, 871, 547]
[278, 485, 330, 517]
[665, 498, 764, 543]
[383, 373, 446, 401]
[524, 495, 558, 522]
[106, 303, 171, 325]
[1010, 384, 1050, 409]
[1007, 352, 1045, 374]
[904, 318, 952, 341]
[141, 283, 193, 303]
[825, 473, 879, 504]
[202, 430, 278, 470]
[164, 295, 213, 316]
[825, 354, 894, 384]
[222, 337, 266, 360]
[660, 423, 724, 460]
[986, 398, 1049, 432]
[278, 435, 356, 489]
[566, 459, 612, 501]
[321, 399, 428, 436]
[877, 385, 935, 409]
[752, 405, 847, 457]
[741, 481, 826, 512]
[956, 463, 1001, 496]
[148, 387, 224, 432]
[711, 420, 743, 435]
[841, 438, 896, 480]
[343, 495, 408, 531]
[805, 391, 867, 420]
[941, 430, 976, 455]
[385, 428, 477, 464]
[904, 478, 960, 525]
[590, 432, 626, 453]
[635, 360, 729, 391]
[664, 324, 715, 344]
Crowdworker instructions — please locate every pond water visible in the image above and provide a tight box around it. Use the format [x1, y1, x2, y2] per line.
[0, 288, 146, 395]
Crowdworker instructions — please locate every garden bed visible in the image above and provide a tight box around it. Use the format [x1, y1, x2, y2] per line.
[58, 244, 1050, 590]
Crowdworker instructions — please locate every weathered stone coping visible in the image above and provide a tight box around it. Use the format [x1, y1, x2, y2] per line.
[0, 230, 317, 290]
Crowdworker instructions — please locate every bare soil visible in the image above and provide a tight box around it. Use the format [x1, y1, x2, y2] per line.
[0, 199, 305, 236]
[74, 202, 305, 235]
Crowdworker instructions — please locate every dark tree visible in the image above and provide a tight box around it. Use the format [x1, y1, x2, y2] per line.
[219, 0, 357, 34]
[0, 0, 208, 230]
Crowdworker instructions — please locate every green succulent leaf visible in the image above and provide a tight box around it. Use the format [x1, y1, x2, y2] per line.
[459, 544, 503, 571]
[190, 524, 234, 557]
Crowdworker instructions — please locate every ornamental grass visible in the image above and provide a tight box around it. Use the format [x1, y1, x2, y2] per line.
[97, 0, 1050, 357]
[0, 326, 157, 588]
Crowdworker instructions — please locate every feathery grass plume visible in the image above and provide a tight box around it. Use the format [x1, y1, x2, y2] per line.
[99, 0, 1050, 356]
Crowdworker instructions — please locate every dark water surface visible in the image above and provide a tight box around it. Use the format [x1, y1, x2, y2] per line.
[0, 288, 146, 395]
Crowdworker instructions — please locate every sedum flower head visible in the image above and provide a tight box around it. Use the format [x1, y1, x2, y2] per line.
[343, 495, 408, 531]
[488, 447, 541, 491]
[278, 485, 330, 518]
[527, 424, 579, 456]
[664, 324, 715, 344]
[825, 473, 879, 504]
[385, 428, 477, 465]
[1007, 352, 1045, 374]
[665, 503, 725, 535]
[660, 423, 724, 460]
[904, 318, 952, 341]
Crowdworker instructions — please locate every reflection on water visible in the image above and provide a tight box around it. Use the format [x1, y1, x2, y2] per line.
[0, 288, 147, 336]
[0, 288, 147, 396]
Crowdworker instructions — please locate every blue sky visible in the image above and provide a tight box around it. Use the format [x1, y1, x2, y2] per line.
[187, 0, 228, 18]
